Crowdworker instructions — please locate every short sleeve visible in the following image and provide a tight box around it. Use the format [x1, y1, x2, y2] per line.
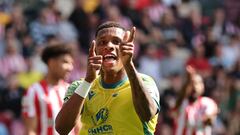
[22, 86, 36, 118]
[141, 74, 160, 111]
[202, 97, 218, 116]
[64, 80, 83, 103]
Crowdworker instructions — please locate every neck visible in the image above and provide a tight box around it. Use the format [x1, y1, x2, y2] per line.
[45, 73, 61, 85]
[101, 69, 126, 84]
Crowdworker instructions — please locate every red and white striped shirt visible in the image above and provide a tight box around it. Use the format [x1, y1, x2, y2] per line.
[0, 54, 26, 77]
[22, 80, 69, 135]
[174, 97, 218, 135]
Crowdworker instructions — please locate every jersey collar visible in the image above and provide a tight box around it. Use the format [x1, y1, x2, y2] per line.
[100, 75, 128, 89]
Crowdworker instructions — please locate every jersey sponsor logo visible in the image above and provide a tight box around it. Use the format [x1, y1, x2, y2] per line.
[88, 125, 113, 135]
[92, 108, 109, 125]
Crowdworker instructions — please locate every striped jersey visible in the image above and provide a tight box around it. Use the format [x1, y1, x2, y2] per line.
[22, 80, 69, 135]
[64, 74, 160, 135]
[174, 97, 218, 135]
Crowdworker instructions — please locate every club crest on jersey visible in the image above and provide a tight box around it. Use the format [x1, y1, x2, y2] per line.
[92, 107, 109, 125]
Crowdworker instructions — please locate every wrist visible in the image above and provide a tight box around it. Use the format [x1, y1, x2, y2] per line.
[74, 80, 92, 98]
[124, 61, 134, 68]
[85, 77, 94, 83]
[124, 61, 135, 71]
[84, 73, 96, 83]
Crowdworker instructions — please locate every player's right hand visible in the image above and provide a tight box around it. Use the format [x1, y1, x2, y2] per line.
[186, 65, 196, 80]
[85, 40, 102, 83]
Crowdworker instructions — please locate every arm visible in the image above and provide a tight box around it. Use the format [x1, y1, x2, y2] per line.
[21, 87, 37, 135]
[23, 116, 37, 135]
[125, 62, 159, 121]
[175, 79, 191, 109]
[175, 66, 194, 109]
[55, 93, 85, 135]
[121, 27, 159, 122]
[55, 41, 102, 134]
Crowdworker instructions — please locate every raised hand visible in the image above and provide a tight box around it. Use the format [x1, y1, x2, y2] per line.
[186, 65, 196, 80]
[85, 40, 102, 83]
[120, 27, 136, 66]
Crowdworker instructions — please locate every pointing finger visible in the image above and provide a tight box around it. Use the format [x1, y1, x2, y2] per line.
[89, 40, 96, 57]
[127, 27, 136, 43]
[123, 30, 130, 43]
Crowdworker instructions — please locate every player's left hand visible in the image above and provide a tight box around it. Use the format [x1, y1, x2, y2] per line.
[120, 27, 136, 66]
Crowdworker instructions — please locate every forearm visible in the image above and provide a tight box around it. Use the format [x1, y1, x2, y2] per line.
[124, 62, 157, 121]
[176, 82, 189, 109]
[26, 130, 37, 135]
[23, 117, 37, 135]
[55, 94, 85, 135]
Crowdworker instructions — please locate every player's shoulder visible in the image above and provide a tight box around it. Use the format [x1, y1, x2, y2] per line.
[64, 79, 85, 102]
[27, 81, 42, 92]
[200, 97, 218, 115]
[60, 80, 70, 88]
[67, 79, 85, 92]
[138, 73, 156, 83]
[201, 97, 215, 102]
[200, 97, 218, 110]
[201, 97, 217, 105]
[24, 81, 43, 96]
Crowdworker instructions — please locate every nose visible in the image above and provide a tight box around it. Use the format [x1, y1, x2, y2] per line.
[105, 41, 114, 51]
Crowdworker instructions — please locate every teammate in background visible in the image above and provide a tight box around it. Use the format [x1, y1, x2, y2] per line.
[173, 66, 218, 135]
[55, 21, 160, 135]
[22, 45, 77, 135]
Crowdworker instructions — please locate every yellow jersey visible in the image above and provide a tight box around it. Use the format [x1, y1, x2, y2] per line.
[64, 74, 160, 135]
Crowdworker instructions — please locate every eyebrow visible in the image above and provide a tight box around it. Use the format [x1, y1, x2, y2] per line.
[97, 36, 123, 42]
[97, 28, 125, 38]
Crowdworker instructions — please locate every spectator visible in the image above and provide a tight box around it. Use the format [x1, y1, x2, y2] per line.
[0, 73, 25, 135]
[158, 8, 180, 40]
[68, 0, 92, 53]
[0, 37, 26, 78]
[186, 37, 212, 77]
[138, 43, 162, 86]
[30, 7, 58, 46]
[17, 57, 43, 89]
[161, 40, 186, 78]
[55, 11, 78, 43]
[105, 4, 132, 29]
[221, 34, 240, 70]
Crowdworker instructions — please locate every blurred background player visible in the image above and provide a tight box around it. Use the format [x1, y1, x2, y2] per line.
[173, 66, 218, 135]
[21, 44, 77, 135]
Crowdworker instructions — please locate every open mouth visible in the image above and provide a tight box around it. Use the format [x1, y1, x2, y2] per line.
[103, 54, 117, 61]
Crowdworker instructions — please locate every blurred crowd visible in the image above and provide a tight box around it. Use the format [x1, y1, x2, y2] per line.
[0, 0, 239, 134]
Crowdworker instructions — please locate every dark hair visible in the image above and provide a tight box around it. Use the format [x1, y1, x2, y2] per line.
[95, 21, 126, 37]
[41, 44, 73, 64]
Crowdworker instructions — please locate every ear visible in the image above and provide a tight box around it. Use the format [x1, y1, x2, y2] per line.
[47, 58, 55, 68]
